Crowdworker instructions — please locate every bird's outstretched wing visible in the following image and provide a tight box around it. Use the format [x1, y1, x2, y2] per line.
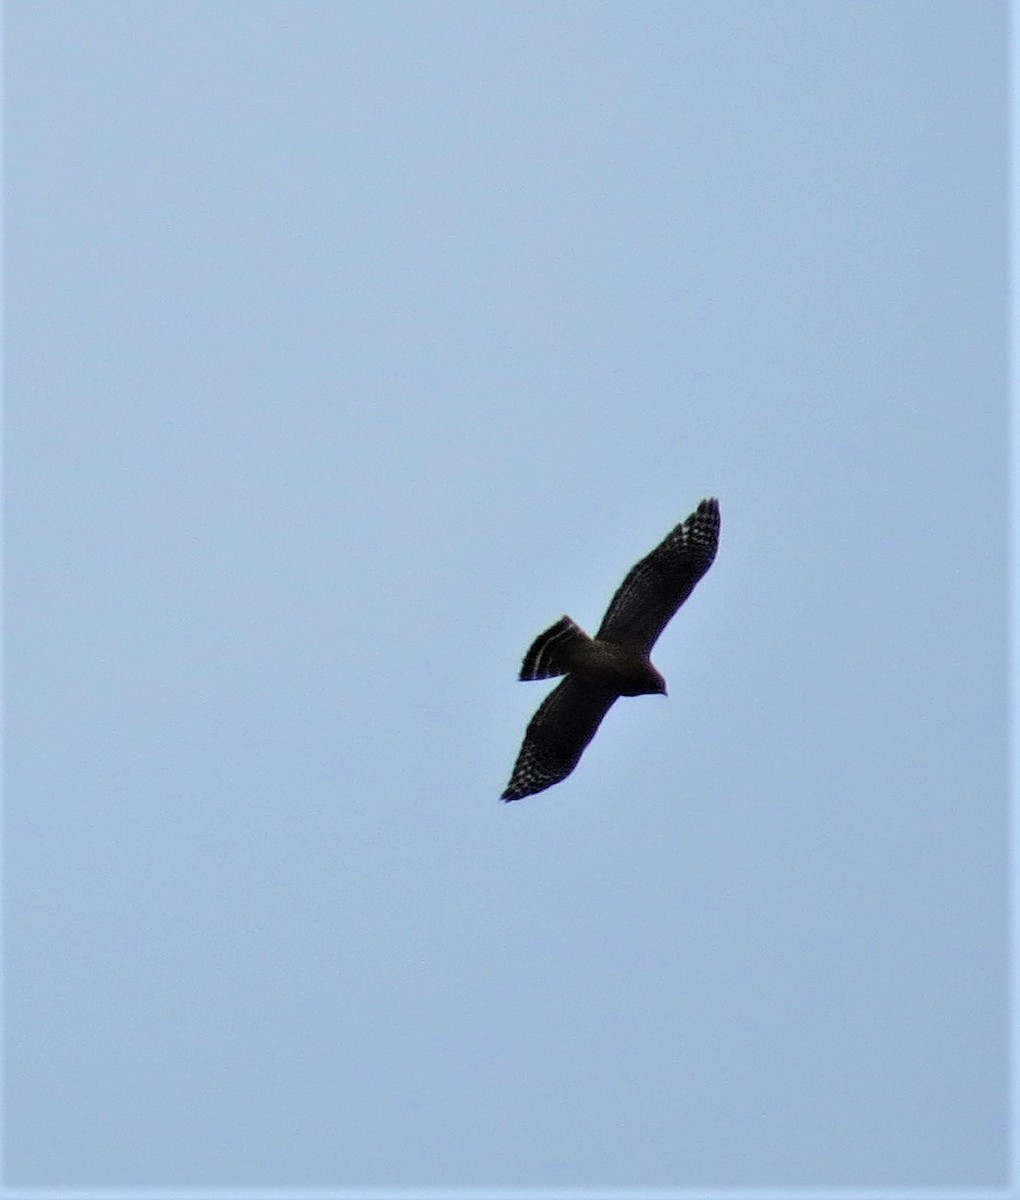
[595, 498, 720, 654]
[502, 676, 618, 802]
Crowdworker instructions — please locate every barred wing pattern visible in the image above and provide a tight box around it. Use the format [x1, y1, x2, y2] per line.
[501, 677, 618, 802]
[596, 498, 720, 654]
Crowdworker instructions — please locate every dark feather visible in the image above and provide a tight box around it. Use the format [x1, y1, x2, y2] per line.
[519, 615, 590, 681]
[501, 677, 618, 802]
[595, 497, 720, 654]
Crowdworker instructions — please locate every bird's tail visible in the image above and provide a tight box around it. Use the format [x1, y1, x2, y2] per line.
[519, 616, 590, 681]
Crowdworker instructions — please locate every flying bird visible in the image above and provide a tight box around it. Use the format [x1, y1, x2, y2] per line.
[502, 498, 720, 802]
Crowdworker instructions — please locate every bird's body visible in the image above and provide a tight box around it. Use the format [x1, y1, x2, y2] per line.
[502, 498, 720, 802]
[543, 630, 665, 696]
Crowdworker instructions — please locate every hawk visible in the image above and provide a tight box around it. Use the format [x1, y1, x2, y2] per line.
[502, 498, 720, 802]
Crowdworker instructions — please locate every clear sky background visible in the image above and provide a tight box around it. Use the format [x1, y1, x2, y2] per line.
[4, 1, 1009, 1193]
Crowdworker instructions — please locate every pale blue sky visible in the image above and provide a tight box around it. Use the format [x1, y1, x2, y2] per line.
[4, 1, 1009, 1194]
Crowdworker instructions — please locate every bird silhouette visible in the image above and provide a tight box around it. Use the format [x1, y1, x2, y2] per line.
[502, 498, 720, 802]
